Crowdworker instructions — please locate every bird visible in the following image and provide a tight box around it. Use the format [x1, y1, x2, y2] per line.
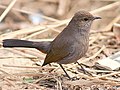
[3, 10, 101, 79]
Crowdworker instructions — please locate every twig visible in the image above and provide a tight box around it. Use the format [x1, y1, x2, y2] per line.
[3, 48, 36, 58]
[0, 0, 17, 22]
[3, 64, 55, 70]
[4, 78, 16, 87]
[50, 28, 61, 33]
[104, 77, 120, 82]
[23, 29, 49, 39]
[91, 79, 120, 85]
[28, 38, 53, 41]
[0, 19, 69, 39]
[0, 68, 12, 76]
[23, 27, 61, 39]
[54, 77, 62, 90]
[0, 48, 45, 59]
[0, 56, 37, 59]
[77, 72, 94, 79]
[90, 1, 120, 14]
[95, 71, 120, 79]
[13, 73, 48, 76]
[15, 48, 45, 59]
[0, 25, 46, 39]
[85, 68, 114, 73]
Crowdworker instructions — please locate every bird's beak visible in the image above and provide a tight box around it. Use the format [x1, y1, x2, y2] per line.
[93, 16, 101, 20]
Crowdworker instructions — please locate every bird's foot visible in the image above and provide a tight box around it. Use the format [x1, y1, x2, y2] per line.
[76, 62, 93, 76]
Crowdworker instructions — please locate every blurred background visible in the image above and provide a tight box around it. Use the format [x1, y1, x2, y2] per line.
[0, 0, 119, 38]
[0, 0, 120, 89]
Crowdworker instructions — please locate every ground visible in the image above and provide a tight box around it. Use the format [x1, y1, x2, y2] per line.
[0, 0, 120, 89]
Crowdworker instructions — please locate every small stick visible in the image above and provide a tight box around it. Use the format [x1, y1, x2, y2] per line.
[23, 28, 61, 39]
[3, 64, 55, 69]
[0, 0, 17, 22]
[90, 1, 120, 14]
[13, 73, 48, 76]
[4, 78, 16, 87]
[0, 68, 12, 76]
[95, 71, 120, 79]
[15, 48, 45, 59]
[4, 48, 35, 57]
[104, 77, 120, 82]
[54, 77, 62, 90]
[0, 48, 45, 58]
[0, 25, 46, 39]
[50, 28, 61, 33]
[0, 20, 68, 39]
[0, 56, 37, 59]
[85, 68, 114, 73]
[23, 29, 49, 39]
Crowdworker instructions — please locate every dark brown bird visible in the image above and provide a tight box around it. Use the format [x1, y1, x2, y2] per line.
[3, 11, 101, 79]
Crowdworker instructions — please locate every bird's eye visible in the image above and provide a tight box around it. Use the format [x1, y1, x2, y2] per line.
[83, 18, 88, 21]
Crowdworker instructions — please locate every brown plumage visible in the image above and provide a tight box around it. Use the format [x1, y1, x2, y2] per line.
[3, 10, 101, 78]
[43, 11, 101, 65]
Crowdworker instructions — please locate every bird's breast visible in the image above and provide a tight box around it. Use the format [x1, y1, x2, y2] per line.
[57, 39, 89, 64]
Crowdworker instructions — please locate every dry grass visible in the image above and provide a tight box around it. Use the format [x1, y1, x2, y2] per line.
[0, 0, 120, 89]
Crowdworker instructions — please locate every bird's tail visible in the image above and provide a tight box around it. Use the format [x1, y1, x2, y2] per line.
[3, 39, 35, 48]
[3, 39, 51, 53]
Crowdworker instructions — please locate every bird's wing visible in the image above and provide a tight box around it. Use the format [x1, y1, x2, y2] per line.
[42, 38, 72, 66]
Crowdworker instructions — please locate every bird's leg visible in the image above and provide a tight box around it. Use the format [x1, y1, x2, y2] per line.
[48, 63, 52, 66]
[59, 64, 71, 79]
[77, 62, 86, 74]
[76, 62, 92, 76]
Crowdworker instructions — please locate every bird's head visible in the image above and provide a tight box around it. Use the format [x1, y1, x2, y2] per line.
[70, 10, 101, 30]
